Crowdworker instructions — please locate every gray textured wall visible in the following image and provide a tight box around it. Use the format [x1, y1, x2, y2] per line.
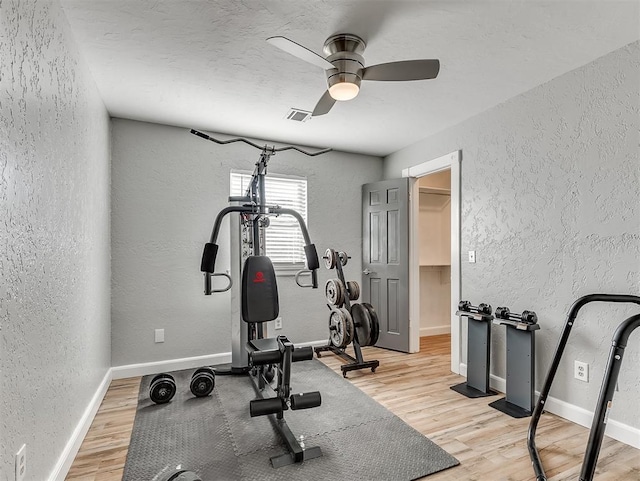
[0, 1, 111, 480]
[111, 119, 383, 366]
[384, 43, 640, 429]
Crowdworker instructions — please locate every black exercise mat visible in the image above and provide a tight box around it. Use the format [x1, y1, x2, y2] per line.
[123, 359, 459, 481]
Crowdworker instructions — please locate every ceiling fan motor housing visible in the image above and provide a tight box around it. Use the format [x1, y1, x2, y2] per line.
[323, 34, 366, 95]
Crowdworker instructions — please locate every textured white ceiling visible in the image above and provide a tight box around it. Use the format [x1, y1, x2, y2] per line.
[61, 1, 639, 156]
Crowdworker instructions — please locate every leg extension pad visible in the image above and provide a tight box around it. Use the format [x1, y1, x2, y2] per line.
[250, 397, 283, 417]
[290, 391, 321, 410]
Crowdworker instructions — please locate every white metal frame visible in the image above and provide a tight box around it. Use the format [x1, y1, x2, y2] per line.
[402, 150, 461, 373]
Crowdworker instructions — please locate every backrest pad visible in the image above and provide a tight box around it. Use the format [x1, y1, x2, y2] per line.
[241, 256, 279, 323]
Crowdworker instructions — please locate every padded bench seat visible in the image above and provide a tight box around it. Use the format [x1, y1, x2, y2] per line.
[247, 337, 280, 352]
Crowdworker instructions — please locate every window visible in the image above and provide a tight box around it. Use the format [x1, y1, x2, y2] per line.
[230, 172, 308, 267]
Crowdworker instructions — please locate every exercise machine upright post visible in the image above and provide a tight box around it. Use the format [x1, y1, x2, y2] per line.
[527, 294, 640, 481]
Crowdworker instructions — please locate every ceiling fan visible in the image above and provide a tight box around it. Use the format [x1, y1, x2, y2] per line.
[266, 34, 440, 117]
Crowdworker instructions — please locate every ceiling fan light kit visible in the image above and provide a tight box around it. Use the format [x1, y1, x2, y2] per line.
[328, 80, 360, 101]
[266, 33, 440, 116]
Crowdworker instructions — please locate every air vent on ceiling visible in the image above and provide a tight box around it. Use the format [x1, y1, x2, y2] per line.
[285, 108, 312, 122]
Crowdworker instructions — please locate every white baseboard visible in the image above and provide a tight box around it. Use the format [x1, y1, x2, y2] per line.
[48, 369, 112, 481]
[458, 363, 639, 449]
[543, 395, 640, 449]
[420, 325, 451, 336]
[112, 352, 232, 380]
[296, 339, 331, 349]
[111, 340, 329, 380]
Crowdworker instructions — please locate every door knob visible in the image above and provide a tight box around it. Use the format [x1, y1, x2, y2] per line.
[363, 268, 372, 275]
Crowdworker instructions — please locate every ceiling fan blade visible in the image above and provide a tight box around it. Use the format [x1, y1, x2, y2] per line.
[362, 59, 440, 81]
[312, 90, 336, 117]
[266, 36, 335, 70]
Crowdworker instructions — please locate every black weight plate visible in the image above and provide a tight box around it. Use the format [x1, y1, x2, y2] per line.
[329, 307, 353, 348]
[362, 303, 380, 346]
[324, 248, 337, 269]
[351, 304, 372, 347]
[190, 371, 215, 397]
[339, 307, 355, 347]
[346, 281, 360, 301]
[149, 376, 176, 404]
[150, 373, 174, 385]
[329, 308, 345, 347]
[325, 278, 345, 306]
[192, 366, 214, 376]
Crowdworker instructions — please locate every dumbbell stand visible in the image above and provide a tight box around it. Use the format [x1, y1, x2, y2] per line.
[451, 311, 498, 398]
[489, 320, 540, 418]
[314, 254, 379, 377]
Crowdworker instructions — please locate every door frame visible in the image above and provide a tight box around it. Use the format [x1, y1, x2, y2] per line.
[402, 150, 461, 373]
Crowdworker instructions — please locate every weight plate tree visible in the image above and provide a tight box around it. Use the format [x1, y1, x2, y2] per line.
[315, 248, 380, 377]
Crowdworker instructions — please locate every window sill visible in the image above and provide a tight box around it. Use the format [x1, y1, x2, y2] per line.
[273, 264, 306, 276]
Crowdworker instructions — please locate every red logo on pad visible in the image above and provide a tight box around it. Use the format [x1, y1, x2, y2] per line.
[253, 271, 265, 283]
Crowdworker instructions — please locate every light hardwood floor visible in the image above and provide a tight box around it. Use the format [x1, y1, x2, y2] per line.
[66, 335, 639, 480]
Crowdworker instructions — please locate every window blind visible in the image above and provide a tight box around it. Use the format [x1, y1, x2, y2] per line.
[230, 172, 308, 265]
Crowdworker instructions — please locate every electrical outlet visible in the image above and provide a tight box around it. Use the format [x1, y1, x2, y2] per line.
[155, 329, 165, 343]
[574, 360, 589, 382]
[468, 250, 476, 263]
[274, 317, 282, 330]
[15, 444, 26, 481]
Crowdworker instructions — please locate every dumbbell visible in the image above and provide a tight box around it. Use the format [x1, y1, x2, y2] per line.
[149, 373, 177, 404]
[189, 367, 216, 398]
[458, 300, 492, 315]
[495, 306, 538, 324]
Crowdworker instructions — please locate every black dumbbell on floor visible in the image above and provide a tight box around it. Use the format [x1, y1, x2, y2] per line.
[150, 367, 217, 404]
[190, 367, 216, 398]
[149, 373, 177, 404]
[495, 306, 538, 324]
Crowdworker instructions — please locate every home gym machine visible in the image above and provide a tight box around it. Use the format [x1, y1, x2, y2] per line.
[314, 248, 380, 377]
[528, 294, 640, 481]
[194, 128, 330, 467]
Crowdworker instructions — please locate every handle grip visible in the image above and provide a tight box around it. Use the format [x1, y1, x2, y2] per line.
[201, 242, 219, 273]
[204, 272, 232, 295]
[295, 269, 318, 288]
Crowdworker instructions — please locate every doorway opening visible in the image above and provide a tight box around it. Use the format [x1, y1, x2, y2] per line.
[404, 150, 461, 373]
[418, 171, 452, 349]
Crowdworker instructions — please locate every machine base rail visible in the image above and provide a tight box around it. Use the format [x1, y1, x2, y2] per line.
[314, 344, 380, 377]
[250, 376, 322, 468]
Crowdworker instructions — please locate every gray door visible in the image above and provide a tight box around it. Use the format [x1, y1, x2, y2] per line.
[362, 178, 410, 352]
